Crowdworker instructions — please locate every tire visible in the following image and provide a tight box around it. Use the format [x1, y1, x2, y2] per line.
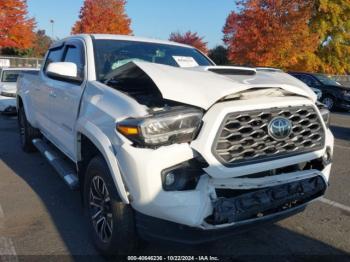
[18, 106, 40, 153]
[321, 96, 335, 111]
[84, 156, 138, 255]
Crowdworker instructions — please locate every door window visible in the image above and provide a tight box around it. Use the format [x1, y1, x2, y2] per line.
[296, 75, 320, 87]
[63, 45, 85, 80]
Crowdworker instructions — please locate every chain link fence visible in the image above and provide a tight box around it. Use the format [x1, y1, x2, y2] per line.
[329, 75, 350, 87]
[0, 56, 43, 69]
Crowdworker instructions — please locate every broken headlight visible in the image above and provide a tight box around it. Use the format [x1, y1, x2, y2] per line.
[117, 106, 203, 147]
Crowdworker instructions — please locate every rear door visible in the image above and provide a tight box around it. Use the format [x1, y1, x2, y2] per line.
[47, 40, 86, 161]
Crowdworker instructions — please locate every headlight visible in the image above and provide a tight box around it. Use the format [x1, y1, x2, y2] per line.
[317, 102, 330, 128]
[117, 106, 203, 147]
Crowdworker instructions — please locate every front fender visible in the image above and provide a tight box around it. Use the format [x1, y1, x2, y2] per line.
[76, 117, 130, 204]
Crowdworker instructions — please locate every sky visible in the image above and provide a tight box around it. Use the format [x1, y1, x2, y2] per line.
[27, 0, 237, 48]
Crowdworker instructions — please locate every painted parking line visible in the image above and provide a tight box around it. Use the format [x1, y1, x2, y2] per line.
[318, 197, 350, 213]
[0, 204, 17, 260]
[0, 237, 17, 262]
[0, 204, 4, 229]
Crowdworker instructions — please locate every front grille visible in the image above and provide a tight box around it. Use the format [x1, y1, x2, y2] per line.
[213, 106, 325, 166]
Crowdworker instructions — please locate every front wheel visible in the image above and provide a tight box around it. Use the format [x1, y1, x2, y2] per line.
[84, 156, 139, 255]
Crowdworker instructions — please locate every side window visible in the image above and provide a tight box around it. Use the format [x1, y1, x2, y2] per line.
[297, 75, 316, 87]
[63, 45, 85, 80]
[44, 47, 64, 73]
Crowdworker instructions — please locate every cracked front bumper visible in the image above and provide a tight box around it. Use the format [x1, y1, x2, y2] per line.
[211, 175, 326, 225]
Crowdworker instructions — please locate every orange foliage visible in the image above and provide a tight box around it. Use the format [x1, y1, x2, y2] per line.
[223, 0, 320, 71]
[72, 0, 132, 35]
[169, 31, 208, 54]
[0, 0, 35, 49]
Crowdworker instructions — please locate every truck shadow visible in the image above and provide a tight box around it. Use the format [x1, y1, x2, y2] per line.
[0, 115, 349, 261]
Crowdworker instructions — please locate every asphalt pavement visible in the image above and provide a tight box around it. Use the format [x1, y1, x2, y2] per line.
[0, 112, 349, 261]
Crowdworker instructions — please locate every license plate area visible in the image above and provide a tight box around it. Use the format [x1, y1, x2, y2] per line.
[207, 176, 326, 225]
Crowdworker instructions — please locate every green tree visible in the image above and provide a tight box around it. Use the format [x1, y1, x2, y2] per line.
[208, 45, 229, 65]
[311, 0, 350, 74]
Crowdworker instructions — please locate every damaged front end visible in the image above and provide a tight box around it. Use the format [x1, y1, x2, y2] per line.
[106, 61, 333, 241]
[210, 174, 326, 225]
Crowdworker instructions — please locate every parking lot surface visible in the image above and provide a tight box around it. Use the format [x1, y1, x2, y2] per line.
[0, 112, 349, 261]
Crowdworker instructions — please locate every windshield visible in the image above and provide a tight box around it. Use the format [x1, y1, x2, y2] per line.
[1, 70, 21, 82]
[93, 40, 213, 81]
[314, 74, 341, 86]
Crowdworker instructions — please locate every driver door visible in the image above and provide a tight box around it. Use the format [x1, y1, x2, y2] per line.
[47, 40, 86, 161]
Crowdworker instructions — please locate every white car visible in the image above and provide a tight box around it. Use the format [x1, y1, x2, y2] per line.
[17, 34, 334, 255]
[0, 68, 38, 113]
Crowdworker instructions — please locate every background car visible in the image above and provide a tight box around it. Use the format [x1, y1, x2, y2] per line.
[289, 71, 350, 111]
[0, 67, 39, 114]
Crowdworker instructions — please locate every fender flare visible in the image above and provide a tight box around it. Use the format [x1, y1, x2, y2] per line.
[76, 118, 130, 204]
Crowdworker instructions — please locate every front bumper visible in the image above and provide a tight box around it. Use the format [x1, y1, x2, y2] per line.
[117, 142, 332, 230]
[0, 95, 16, 113]
[135, 174, 326, 244]
[136, 204, 307, 244]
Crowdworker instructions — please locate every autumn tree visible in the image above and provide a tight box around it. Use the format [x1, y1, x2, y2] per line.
[72, 0, 132, 35]
[209, 45, 229, 65]
[169, 31, 208, 54]
[310, 0, 350, 74]
[223, 0, 320, 71]
[0, 0, 35, 52]
[31, 30, 52, 57]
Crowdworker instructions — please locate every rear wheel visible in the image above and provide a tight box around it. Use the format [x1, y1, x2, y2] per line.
[18, 107, 40, 153]
[84, 156, 139, 255]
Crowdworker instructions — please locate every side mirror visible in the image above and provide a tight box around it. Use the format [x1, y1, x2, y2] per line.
[46, 62, 83, 83]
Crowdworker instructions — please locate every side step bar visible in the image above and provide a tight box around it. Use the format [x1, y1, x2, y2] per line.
[32, 139, 79, 190]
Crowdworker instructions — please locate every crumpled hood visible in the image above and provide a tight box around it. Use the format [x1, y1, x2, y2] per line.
[114, 62, 316, 110]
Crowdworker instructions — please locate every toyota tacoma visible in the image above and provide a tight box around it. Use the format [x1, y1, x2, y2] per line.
[16, 34, 334, 255]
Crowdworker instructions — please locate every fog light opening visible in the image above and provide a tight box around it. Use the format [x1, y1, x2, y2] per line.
[161, 158, 207, 191]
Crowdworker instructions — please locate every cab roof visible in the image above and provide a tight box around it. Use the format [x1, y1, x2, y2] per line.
[52, 34, 195, 50]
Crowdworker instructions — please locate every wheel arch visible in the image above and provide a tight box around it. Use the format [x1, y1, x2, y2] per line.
[16, 94, 37, 127]
[76, 120, 130, 204]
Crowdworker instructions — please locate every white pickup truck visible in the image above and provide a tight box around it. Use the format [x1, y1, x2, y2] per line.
[17, 34, 334, 255]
